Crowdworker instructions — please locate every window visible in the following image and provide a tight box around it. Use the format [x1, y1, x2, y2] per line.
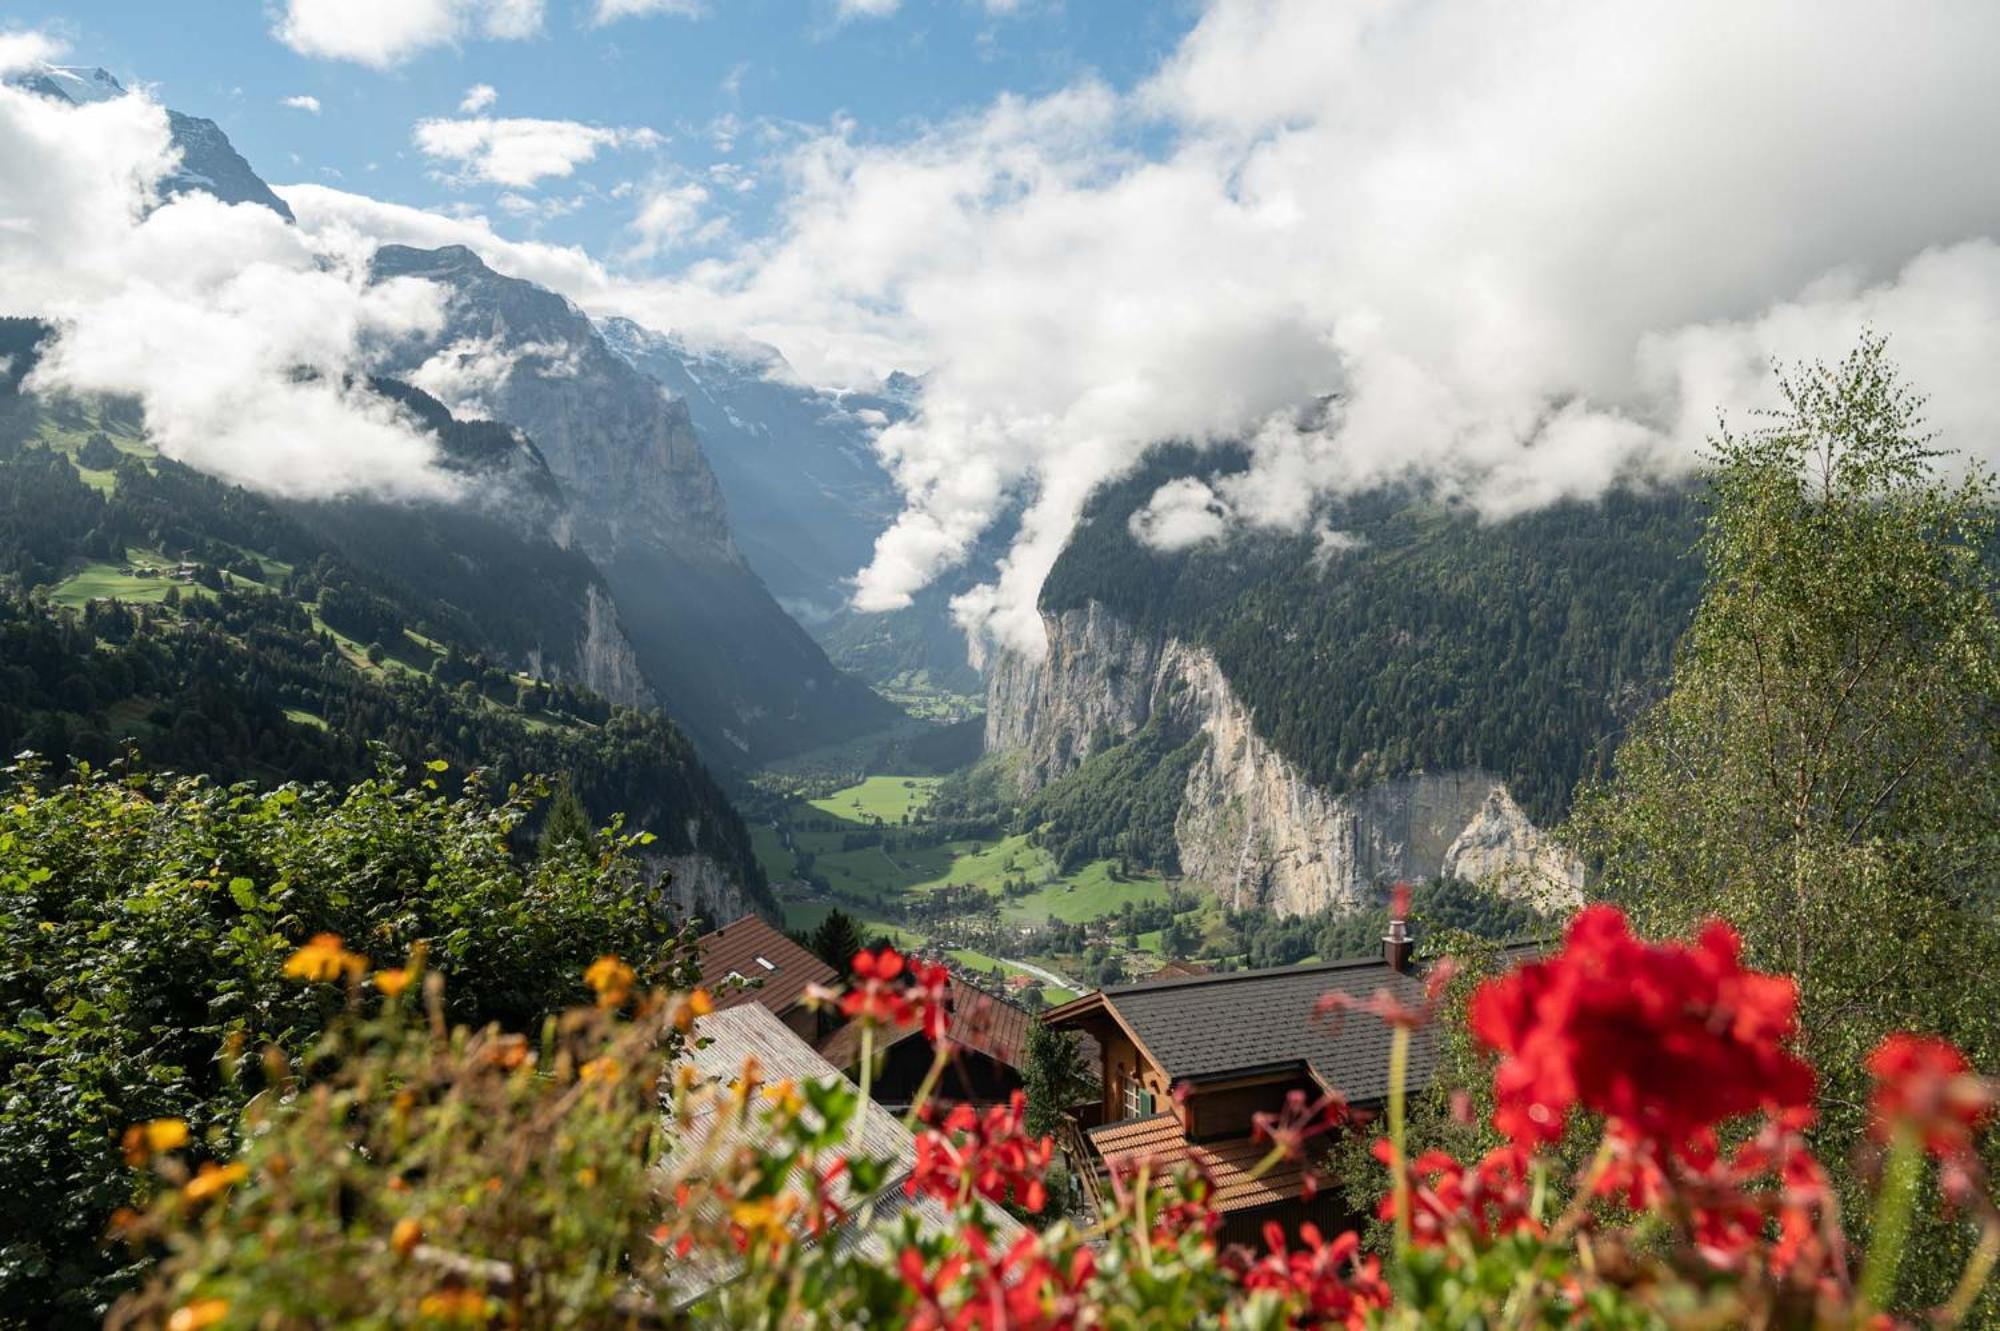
[1122, 1074, 1152, 1120]
[755, 956, 777, 971]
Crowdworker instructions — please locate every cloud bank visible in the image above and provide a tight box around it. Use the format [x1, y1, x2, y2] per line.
[0, 78, 461, 501]
[558, 0, 2000, 660]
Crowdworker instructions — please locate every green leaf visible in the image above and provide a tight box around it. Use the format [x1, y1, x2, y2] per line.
[228, 878, 259, 912]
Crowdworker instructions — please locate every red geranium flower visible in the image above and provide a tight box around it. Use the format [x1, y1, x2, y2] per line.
[1468, 905, 1813, 1156]
[909, 1091, 1054, 1214]
[843, 946, 917, 1028]
[1866, 1032, 1994, 1203]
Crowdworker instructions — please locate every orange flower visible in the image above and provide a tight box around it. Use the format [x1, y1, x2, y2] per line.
[576, 1166, 599, 1188]
[579, 1057, 623, 1084]
[283, 933, 366, 983]
[122, 1117, 189, 1164]
[584, 955, 636, 1007]
[373, 967, 413, 997]
[417, 1288, 494, 1322]
[167, 1298, 229, 1331]
[391, 1217, 423, 1258]
[670, 987, 715, 1033]
[182, 1161, 249, 1204]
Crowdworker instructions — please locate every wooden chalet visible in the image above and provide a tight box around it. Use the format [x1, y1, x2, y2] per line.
[1041, 929, 1441, 1244]
[820, 975, 1032, 1109]
[694, 915, 837, 1041]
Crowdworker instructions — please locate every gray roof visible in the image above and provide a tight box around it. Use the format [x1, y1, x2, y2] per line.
[1092, 956, 1443, 1104]
[664, 1005, 1022, 1316]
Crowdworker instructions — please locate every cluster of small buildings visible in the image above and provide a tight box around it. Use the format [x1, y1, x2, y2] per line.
[685, 911, 1451, 1246]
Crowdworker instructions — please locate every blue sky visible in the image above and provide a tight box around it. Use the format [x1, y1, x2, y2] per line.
[23, 1, 1194, 270]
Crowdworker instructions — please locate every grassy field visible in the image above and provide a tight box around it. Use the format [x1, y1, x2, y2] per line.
[806, 774, 940, 824]
[49, 550, 195, 608]
[760, 770, 1197, 1005]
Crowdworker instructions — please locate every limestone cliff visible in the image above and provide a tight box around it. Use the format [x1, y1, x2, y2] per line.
[987, 601, 1584, 917]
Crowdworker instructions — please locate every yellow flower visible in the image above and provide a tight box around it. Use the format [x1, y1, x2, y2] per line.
[417, 1288, 494, 1323]
[167, 1298, 229, 1331]
[181, 1161, 249, 1204]
[729, 1194, 800, 1247]
[283, 933, 365, 983]
[762, 1079, 804, 1116]
[373, 967, 412, 997]
[578, 1056, 623, 1084]
[391, 1217, 423, 1258]
[576, 1165, 599, 1188]
[671, 987, 715, 1033]
[122, 1117, 189, 1164]
[584, 954, 636, 1007]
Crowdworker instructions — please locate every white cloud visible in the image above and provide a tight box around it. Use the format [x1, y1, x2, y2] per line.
[459, 83, 498, 114]
[0, 30, 67, 73]
[0, 79, 460, 502]
[592, 0, 707, 23]
[281, 94, 321, 114]
[626, 181, 720, 258]
[835, 0, 901, 19]
[273, 0, 544, 69]
[1128, 477, 1229, 551]
[413, 115, 660, 188]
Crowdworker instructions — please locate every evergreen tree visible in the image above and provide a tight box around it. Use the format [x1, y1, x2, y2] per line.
[810, 908, 865, 978]
[539, 777, 596, 858]
[1021, 1020, 1088, 1141]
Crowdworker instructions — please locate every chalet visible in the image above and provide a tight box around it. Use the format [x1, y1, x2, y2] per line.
[694, 915, 837, 1041]
[820, 975, 1032, 1109]
[1041, 926, 1443, 1243]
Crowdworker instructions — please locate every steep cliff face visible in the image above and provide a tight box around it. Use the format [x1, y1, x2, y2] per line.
[988, 601, 1584, 917]
[366, 244, 899, 765]
[574, 585, 654, 709]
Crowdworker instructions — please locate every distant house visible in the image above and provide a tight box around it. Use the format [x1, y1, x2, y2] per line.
[694, 915, 837, 1041]
[1042, 924, 1450, 1243]
[820, 975, 1031, 1109]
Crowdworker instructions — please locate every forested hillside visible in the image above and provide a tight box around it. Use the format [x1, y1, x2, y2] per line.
[1040, 446, 1706, 825]
[0, 331, 768, 909]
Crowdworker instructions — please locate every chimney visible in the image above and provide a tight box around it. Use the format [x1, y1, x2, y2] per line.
[1383, 882, 1414, 973]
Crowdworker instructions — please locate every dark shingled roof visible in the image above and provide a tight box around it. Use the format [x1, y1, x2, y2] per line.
[1059, 955, 1448, 1105]
[820, 976, 1033, 1072]
[696, 915, 836, 1018]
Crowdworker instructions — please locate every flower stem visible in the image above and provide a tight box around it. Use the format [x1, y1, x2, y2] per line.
[1940, 1218, 2000, 1326]
[902, 1043, 950, 1133]
[1857, 1125, 1922, 1316]
[1388, 1024, 1411, 1261]
[851, 1022, 874, 1152]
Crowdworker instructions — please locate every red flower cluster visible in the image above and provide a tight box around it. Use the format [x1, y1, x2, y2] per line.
[1251, 1089, 1350, 1165]
[910, 1091, 1055, 1214]
[840, 947, 953, 1037]
[1373, 1139, 1540, 1247]
[1469, 905, 1814, 1155]
[1233, 1223, 1390, 1330]
[900, 1227, 1096, 1331]
[1867, 1033, 1996, 1204]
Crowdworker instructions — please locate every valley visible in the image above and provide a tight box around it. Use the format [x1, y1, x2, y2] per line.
[748, 769, 1195, 1006]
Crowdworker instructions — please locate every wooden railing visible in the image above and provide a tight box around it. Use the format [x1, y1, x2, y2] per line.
[1056, 1107, 1109, 1222]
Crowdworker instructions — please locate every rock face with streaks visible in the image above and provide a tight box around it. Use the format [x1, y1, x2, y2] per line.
[987, 601, 1585, 917]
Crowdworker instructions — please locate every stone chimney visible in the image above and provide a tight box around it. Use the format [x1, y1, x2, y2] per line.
[1383, 881, 1414, 972]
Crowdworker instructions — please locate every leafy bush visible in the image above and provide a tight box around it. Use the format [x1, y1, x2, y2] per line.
[0, 757, 693, 1328]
